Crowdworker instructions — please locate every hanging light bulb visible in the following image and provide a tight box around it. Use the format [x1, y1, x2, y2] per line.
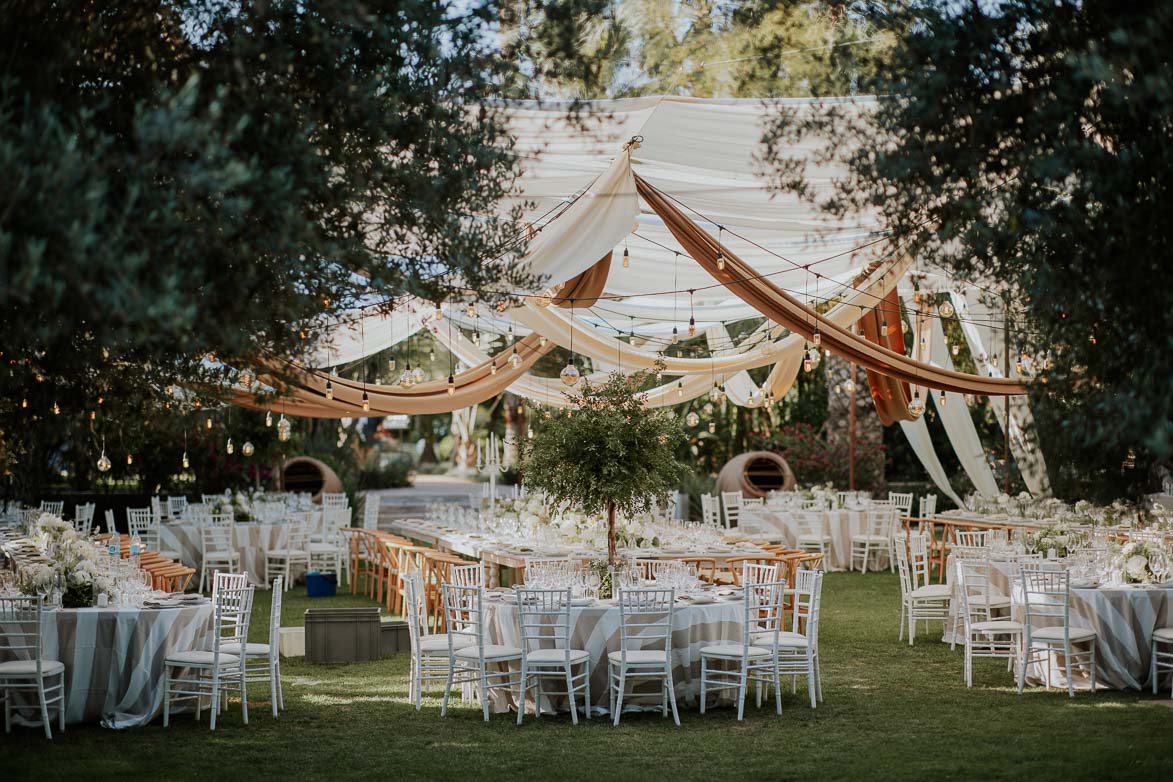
[622, 247, 630, 268]
[509, 348, 521, 368]
[703, 402, 714, 415]
[939, 300, 956, 318]
[803, 349, 813, 373]
[507, 324, 514, 341]
[412, 366, 425, 384]
[686, 411, 700, 427]
[325, 378, 334, 400]
[182, 451, 190, 469]
[466, 302, 476, 318]
[677, 380, 684, 398]
[277, 414, 292, 442]
[717, 386, 727, 403]
[490, 359, 498, 376]
[429, 348, 436, 363]
[716, 247, 725, 271]
[205, 416, 213, 430]
[473, 331, 481, 346]
[447, 375, 456, 395]
[746, 390, 760, 408]
[939, 389, 947, 407]
[880, 320, 890, 337]
[388, 355, 397, 372]
[559, 361, 580, 386]
[264, 410, 272, 427]
[952, 343, 960, 357]
[362, 390, 371, 411]
[238, 368, 255, 388]
[538, 335, 547, 347]
[708, 421, 716, 433]
[97, 441, 111, 473]
[688, 316, 696, 338]
[226, 437, 234, 455]
[812, 326, 821, 346]
[434, 302, 443, 321]
[90, 410, 97, 421]
[242, 440, 255, 457]
[841, 378, 856, 394]
[398, 368, 413, 387]
[52, 401, 60, 415]
[126, 453, 133, 466]
[527, 427, 534, 439]
[21, 398, 28, 409]
[908, 391, 925, 419]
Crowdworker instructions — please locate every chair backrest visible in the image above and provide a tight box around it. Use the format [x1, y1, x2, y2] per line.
[1020, 568, 1073, 635]
[104, 509, 115, 533]
[201, 525, 234, 555]
[363, 497, 380, 529]
[836, 491, 853, 509]
[907, 533, 933, 589]
[796, 511, 824, 539]
[955, 529, 992, 548]
[201, 494, 223, 507]
[721, 491, 743, 528]
[800, 499, 825, 512]
[72, 503, 96, 534]
[269, 576, 284, 651]
[744, 578, 787, 648]
[918, 494, 938, 518]
[515, 587, 574, 659]
[212, 571, 249, 599]
[404, 570, 428, 651]
[0, 596, 46, 674]
[168, 496, 188, 518]
[127, 507, 154, 536]
[442, 583, 485, 652]
[39, 500, 64, 516]
[742, 561, 784, 588]
[615, 587, 674, 660]
[322, 492, 349, 509]
[150, 496, 164, 524]
[449, 562, 484, 588]
[867, 506, 895, 538]
[212, 584, 255, 657]
[888, 492, 914, 517]
[790, 569, 824, 644]
[894, 538, 915, 599]
[285, 523, 311, 551]
[956, 555, 1000, 626]
[701, 494, 721, 527]
[208, 512, 234, 527]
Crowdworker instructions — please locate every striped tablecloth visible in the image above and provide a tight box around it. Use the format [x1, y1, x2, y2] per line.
[942, 556, 1173, 690]
[161, 516, 320, 585]
[1, 602, 215, 729]
[751, 508, 888, 571]
[483, 596, 745, 715]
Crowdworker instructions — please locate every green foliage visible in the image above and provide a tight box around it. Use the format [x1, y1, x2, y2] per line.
[522, 366, 687, 518]
[763, 0, 1173, 499]
[357, 451, 414, 491]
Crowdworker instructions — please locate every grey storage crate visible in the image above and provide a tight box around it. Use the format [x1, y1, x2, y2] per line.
[380, 619, 410, 657]
[304, 607, 381, 663]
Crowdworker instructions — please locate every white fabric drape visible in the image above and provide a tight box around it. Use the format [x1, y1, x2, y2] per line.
[951, 291, 1052, 496]
[308, 303, 427, 368]
[898, 417, 967, 509]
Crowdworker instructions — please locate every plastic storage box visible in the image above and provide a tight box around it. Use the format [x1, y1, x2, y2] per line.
[305, 571, 337, 598]
[304, 607, 381, 663]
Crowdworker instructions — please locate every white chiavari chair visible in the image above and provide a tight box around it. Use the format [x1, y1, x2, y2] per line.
[265, 523, 310, 591]
[128, 506, 182, 561]
[896, 534, 951, 645]
[956, 557, 1022, 687]
[918, 494, 938, 519]
[700, 577, 785, 720]
[404, 571, 475, 711]
[448, 562, 484, 588]
[223, 576, 285, 717]
[0, 596, 66, 738]
[200, 525, 242, 593]
[764, 569, 824, 708]
[608, 587, 679, 727]
[721, 491, 743, 529]
[321, 492, 349, 510]
[1018, 569, 1096, 697]
[362, 496, 380, 529]
[440, 584, 522, 722]
[515, 586, 591, 725]
[38, 501, 64, 517]
[167, 496, 188, 519]
[71, 503, 96, 535]
[103, 509, 115, 534]
[701, 493, 722, 527]
[888, 492, 914, 519]
[851, 507, 892, 572]
[795, 511, 832, 555]
[163, 583, 254, 730]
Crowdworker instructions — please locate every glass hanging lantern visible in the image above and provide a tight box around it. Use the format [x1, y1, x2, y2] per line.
[939, 300, 955, 318]
[238, 367, 255, 388]
[685, 412, 700, 427]
[952, 343, 960, 356]
[434, 302, 443, 321]
[559, 361, 580, 386]
[880, 320, 889, 337]
[622, 247, 630, 268]
[181, 451, 190, 469]
[841, 378, 856, 394]
[716, 249, 725, 271]
[447, 375, 456, 395]
[242, 440, 255, 457]
[97, 442, 111, 473]
[226, 437, 234, 455]
[908, 391, 925, 419]
[803, 350, 813, 373]
[703, 402, 714, 415]
[509, 348, 521, 368]
[362, 390, 371, 411]
[812, 326, 821, 346]
[277, 414, 292, 442]
[708, 421, 716, 433]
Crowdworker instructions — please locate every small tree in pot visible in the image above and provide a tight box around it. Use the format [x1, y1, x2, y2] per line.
[521, 365, 687, 564]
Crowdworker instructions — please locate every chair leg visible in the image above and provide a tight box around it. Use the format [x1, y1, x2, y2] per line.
[583, 664, 591, 720]
[612, 669, 626, 727]
[240, 666, 250, 724]
[565, 668, 578, 726]
[516, 665, 527, 726]
[163, 668, 171, 727]
[1152, 641, 1157, 695]
[57, 674, 66, 732]
[38, 679, 52, 739]
[807, 655, 817, 709]
[270, 660, 279, 717]
[699, 658, 707, 714]
[210, 670, 220, 731]
[479, 667, 490, 722]
[276, 659, 285, 711]
[441, 658, 455, 717]
[666, 667, 680, 727]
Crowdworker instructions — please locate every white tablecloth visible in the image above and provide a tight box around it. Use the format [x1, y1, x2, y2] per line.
[482, 596, 745, 715]
[751, 508, 888, 571]
[161, 516, 321, 585]
[1, 602, 215, 728]
[942, 557, 1173, 690]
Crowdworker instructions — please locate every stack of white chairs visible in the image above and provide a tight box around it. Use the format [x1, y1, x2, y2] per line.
[608, 587, 679, 727]
[265, 523, 310, 591]
[222, 576, 286, 716]
[199, 526, 242, 593]
[955, 557, 1022, 687]
[895, 534, 951, 645]
[38, 500, 65, 517]
[699, 576, 786, 720]
[515, 586, 591, 724]
[0, 596, 66, 738]
[1017, 567, 1097, 697]
[720, 491, 743, 529]
[128, 507, 183, 561]
[700, 494, 721, 527]
[71, 503, 96, 535]
[163, 581, 255, 730]
[440, 583, 522, 722]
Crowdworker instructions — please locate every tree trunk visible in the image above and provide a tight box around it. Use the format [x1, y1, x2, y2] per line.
[606, 499, 617, 565]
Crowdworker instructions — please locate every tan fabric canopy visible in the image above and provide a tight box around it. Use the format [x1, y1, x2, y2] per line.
[860, 289, 914, 425]
[635, 175, 1028, 396]
[551, 252, 613, 308]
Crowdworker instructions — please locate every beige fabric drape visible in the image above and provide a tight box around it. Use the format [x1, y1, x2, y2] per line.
[635, 175, 1028, 396]
[551, 252, 612, 308]
[859, 289, 913, 425]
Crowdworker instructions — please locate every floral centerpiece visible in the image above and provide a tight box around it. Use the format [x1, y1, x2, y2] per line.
[21, 514, 111, 607]
[1111, 541, 1167, 584]
[1023, 523, 1083, 558]
[522, 364, 686, 566]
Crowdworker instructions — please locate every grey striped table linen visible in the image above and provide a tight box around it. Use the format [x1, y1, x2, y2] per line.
[160, 515, 322, 585]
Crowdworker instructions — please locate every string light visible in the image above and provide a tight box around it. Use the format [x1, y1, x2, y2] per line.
[509, 347, 521, 368]
[671, 325, 679, 344]
[908, 390, 925, 418]
[242, 440, 255, 457]
[265, 410, 273, 427]
[939, 389, 947, 407]
[716, 226, 725, 271]
[325, 377, 334, 400]
[226, 437, 234, 455]
[490, 359, 498, 376]
[362, 390, 370, 411]
[622, 245, 630, 268]
[812, 325, 821, 346]
[97, 437, 111, 473]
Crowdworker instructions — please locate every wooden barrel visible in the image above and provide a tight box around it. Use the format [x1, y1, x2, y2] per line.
[714, 452, 796, 498]
[281, 457, 344, 503]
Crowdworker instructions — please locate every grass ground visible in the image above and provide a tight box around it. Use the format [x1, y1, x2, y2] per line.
[5, 573, 1172, 781]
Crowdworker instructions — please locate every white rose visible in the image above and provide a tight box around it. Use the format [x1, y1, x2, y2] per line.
[1125, 555, 1148, 579]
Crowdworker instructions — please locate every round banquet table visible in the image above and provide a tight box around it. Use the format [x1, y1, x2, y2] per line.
[750, 507, 888, 572]
[482, 595, 746, 716]
[943, 556, 1173, 690]
[160, 514, 321, 585]
[0, 602, 215, 729]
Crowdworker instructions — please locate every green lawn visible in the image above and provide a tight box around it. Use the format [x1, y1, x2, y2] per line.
[5, 573, 1172, 781]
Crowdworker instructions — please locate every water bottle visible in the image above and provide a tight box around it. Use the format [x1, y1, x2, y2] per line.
[130, 533, 143, 569]
[108, 529, 121, 560]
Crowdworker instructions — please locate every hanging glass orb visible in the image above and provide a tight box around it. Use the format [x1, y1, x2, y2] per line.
[703, 403, 713, 415]
[938, 300, 955, 318]
[685, 411, 700, 427]
[277, 414, 292, 442]
[265, 410, 273, 427]
[717, 387, 727, 403]
[509, 349, 522, 368]
[238, 368, 255, 388]
[411, 366, 426, 384]
[559, 361, 580, 386]
[841, 378, 856, 394]
[809, 348, 820, 368]
[908, 392, 926, 419]
[708, 421, 716, 433]
[97, 451, 111, 473]
[242, 440, 255, 457]
[398, 369, 413, 388]
[708, 384, 722, 403]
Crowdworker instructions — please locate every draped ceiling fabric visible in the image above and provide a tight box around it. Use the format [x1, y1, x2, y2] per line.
[859, 289, 913, 425]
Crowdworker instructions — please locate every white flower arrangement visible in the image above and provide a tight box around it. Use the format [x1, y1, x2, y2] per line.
[1111, 541, 1167, 584]
[1024, 523, 1083, 558]
[20, 514, 111, 607]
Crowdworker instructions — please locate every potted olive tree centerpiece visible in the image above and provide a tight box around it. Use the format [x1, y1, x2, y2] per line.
[521, 365, 687, 565]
